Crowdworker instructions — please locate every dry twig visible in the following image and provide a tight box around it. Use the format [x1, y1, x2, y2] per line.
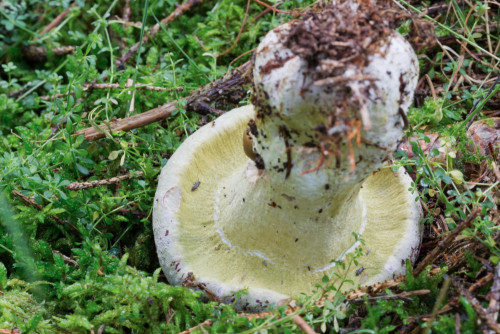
[469, 272, 494, 293]
[76, 101, 177, 141]
[52, 250, 79, 267]
[66, 172, 144, 190]
[451, 277, 500, 334]
[177, 320, 213, 334]
[414, 207, 481, 276]
[85, 83, 183, 92]
[117, 0, 204, 68]
[487, 264, 500, 325]
[39, 83, 182, 101]
[466, 74, 500, 128]
[218, 0, 251, 57]
[40, 3, 76, 35]
[0, 329, 21, 334]
[349, 289, 430, 303]
[293, 315, 316, 334]
[186, 60, 253, 114]
[77, 61, 252, 141]
[11, 190, 80, 235]
[122, 0, 131, 22]
[22, 45, 75, 63]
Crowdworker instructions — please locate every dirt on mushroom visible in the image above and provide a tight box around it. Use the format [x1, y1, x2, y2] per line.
[251, 1, 436, 174]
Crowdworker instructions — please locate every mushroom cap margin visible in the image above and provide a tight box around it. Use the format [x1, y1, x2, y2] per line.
[153, 105, 422, 310]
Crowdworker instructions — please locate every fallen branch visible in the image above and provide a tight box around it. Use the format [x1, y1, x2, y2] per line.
[401, 305, 453, 333]
[85, 83, 183, 92]
[66, 172, 143, 190]
[39, 83, 182, 100]
[77, 61, 252, 141]
[0, 329, 21, 334]
[413, 207, 481, 276]
[349, 289, 430, 303]
[52, 250, 79, 267]
[346, 275, 408, 300]
[451, 276, 500, 334]
[22, 45, 75, 62]
[469, 272, 494, 293]
[218, 0, 251, 57]
[76, 101, 177, 141]
[39, 3, 76, 35]
[116, 207, 150, 220]
[186, 60, 253, 114]
[293, 315, 316, 334]
[122, 0, 131, 22]
[177, 320, 213, 334]
[11, 190, 80, 236]
[117, 0, 205, 68]
[487, 264, 500, 325]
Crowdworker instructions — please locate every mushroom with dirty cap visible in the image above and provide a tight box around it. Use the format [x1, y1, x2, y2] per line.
[153, 1, 423, 311]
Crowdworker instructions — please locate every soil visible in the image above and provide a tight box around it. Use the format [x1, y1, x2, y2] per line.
[285, 0, 434, 78]
[285, 1, 394, 80]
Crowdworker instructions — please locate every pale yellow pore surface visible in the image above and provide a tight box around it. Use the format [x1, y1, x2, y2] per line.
[154, 105, 421, 306]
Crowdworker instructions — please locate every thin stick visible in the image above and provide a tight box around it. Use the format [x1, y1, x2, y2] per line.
[66, 172, 144, 190]
[122, 0, 131, 22]
[349, 289, 430, 303]
[251, 2, 282, 23]
[229, 47, 256, 66]
[253, 0, 299, 16]
[84, 83, 183, 92]
[76, 61, 252, 141]
[465, 74, 500, 129]
[423, 277, 451, 334]
[39, 84, 182, 100]
[22, 45, 75, 62]
[11, 190, 80, 235]
[487, 264, 500, 322]
[177, 320, 213, 334]
[0, 329, 21, 334]
[413, 207, 481, 276]
[52, 250, 79, 267]
[293, 315, 316, 334]
[424, 74, 437, 99]
[186, 60, 253, 114]
[118, 0, 204, 67]
[451, 277, 500, 334]
[75, 101, 177, 141]
[40, 3, 75, 35]
[469, 272, 494, 293]
[219, 0, 251, 57]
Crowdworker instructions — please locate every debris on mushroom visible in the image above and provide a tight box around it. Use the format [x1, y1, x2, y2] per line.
[153, 1, 423, 311]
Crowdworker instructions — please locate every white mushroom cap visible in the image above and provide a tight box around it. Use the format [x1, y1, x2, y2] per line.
[153, 1, 422, 311]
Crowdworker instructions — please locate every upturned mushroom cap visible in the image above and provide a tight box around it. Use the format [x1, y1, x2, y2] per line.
[153, 1, 422, 311]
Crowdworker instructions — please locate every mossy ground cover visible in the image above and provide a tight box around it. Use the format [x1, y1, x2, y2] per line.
[0, 0, 499, 332]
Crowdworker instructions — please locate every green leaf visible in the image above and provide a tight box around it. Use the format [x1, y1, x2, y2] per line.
[76, 163, 89, 175]
[108, 150, 120, 160]
[435, 167, 452, 184]
[0, 262, 7, 289]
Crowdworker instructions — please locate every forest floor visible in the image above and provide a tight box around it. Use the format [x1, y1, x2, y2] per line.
[0, 0, 499, 333]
